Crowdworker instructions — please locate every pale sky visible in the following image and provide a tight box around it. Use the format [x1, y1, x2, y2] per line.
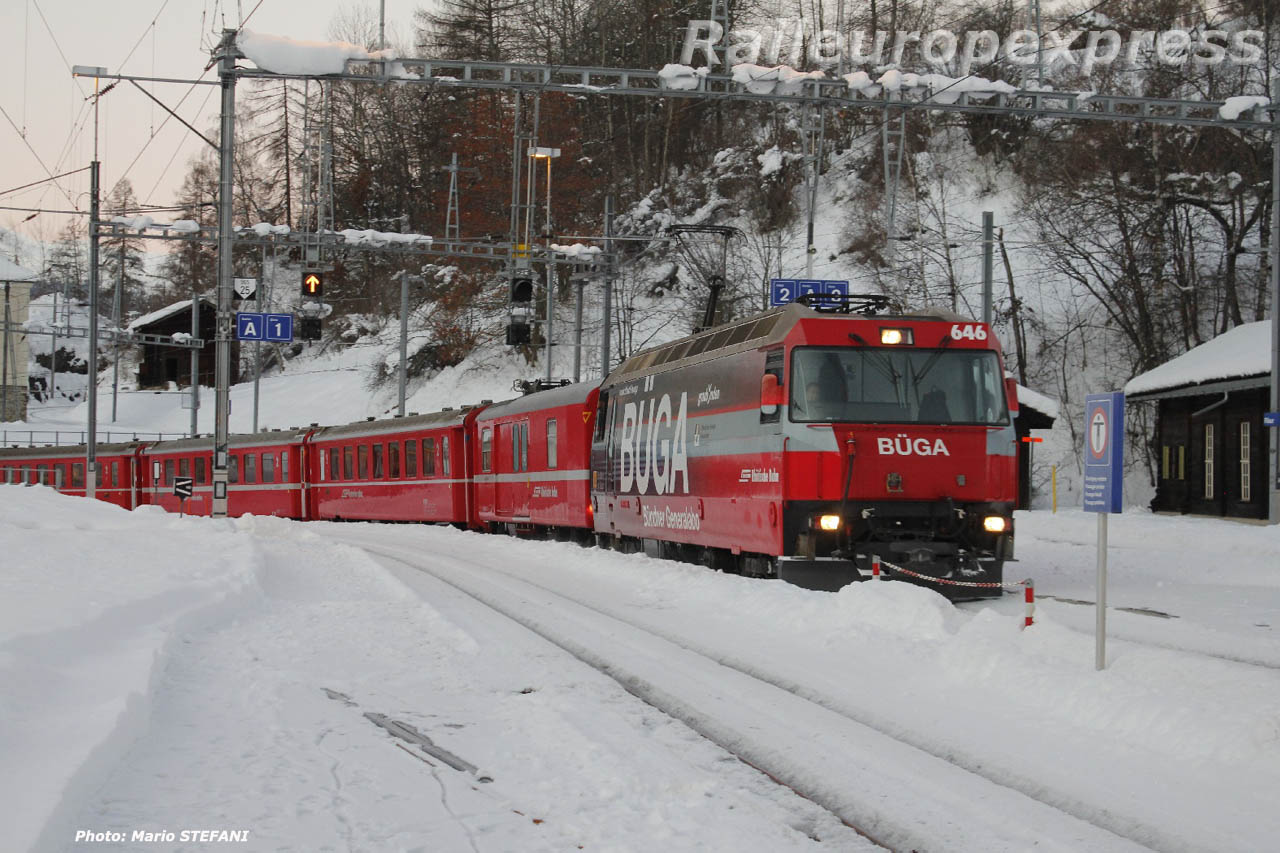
[0, 0, 419, 264]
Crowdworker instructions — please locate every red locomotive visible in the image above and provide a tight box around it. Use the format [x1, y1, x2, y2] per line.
[589, 300, 1019, 594]
[0, 300, 1019, 594]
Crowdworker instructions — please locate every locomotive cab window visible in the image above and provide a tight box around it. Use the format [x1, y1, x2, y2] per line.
[790, 347, 1009, 425]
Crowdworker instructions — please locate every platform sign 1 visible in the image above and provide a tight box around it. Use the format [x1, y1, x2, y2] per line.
[1083, 392, 1124, 514]
[236, 312, 265, 341]
[770, 279, 850, 307]
[264, 313, 294, 343]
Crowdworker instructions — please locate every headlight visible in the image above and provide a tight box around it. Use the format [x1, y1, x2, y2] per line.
[982, 516, 1008, 533]
[879, 328, 913, 345]
[818, 514, 842, 531]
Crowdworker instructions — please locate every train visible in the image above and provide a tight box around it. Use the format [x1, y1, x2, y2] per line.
[0, 300, 1020, 596]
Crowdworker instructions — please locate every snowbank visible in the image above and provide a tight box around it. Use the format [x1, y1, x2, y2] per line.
[0, 486, 263, 852]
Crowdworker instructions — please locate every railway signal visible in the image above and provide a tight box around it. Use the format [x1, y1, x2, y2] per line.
[507, 272, 535, 345]
[301, 272, 324, 298]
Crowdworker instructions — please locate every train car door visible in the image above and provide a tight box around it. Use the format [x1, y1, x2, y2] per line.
[512, 419, 531, 519]
[495, 422, 513, 516]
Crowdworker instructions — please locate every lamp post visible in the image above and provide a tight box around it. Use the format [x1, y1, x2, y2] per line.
[528, 147, 560, 382]
[71, 65, 108, 499]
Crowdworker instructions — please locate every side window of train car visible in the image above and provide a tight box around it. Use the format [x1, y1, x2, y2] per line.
[329, 448, 340, 480]
[37, 464, 49, 485]
[442, 435, 451, 476]
[262, 453, 275, 483]
[547, 419, 558, 468]
[404, 440, 417, 477]
[424, 438, 436, 476]
[112, 461, 120, 488]
[358, 445, 369, 479]
[389, 442, 400, 478]
[281, 451, 289, 482]
[195, 456, 206, 484]
[372, 444, 384, 479]
[512, 424, 520, 472]
[164, 459, 175, 485]
[520, 423, 528, 472]
[244, 453, 257, 484]
[98, 463, 109, 488]
[481, 428, 492, 472]
[343, 446, 354, 480]
[72, 463, 84, 487]
[95, 464, 104, 488]
[179, 458, 190, 480]
[594, 391, 610, 440]
[229, 455, 240, 484]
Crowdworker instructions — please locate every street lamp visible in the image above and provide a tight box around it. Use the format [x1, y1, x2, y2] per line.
[71, 64, 109, 500]
[528, 147, 560, 381]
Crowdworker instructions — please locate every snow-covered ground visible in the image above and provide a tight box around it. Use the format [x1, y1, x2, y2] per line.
[3, 484, 1277, 851]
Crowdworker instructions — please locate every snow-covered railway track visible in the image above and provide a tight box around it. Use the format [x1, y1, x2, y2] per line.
[1013, 594, 1280, 671]
[341, 535, 1151, 853]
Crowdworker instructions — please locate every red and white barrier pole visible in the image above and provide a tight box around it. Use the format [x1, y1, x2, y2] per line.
[871, 555, 881, 580]
[1024, 579, 1035, 627]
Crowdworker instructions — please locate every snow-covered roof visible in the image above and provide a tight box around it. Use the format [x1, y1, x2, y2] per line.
[1016, 384, 1060, 420]
[127, 298, 215, 331]
[0, 257, 37, 282]
[1125, 321, 1272, 397]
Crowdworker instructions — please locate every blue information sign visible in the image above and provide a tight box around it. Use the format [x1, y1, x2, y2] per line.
[264, 313, 294, 342]
[1264, 412, 1279, 428]
[236, 312, 265, 341]
[1083, 392, 1125, 513]
[770, 278, 850, 307]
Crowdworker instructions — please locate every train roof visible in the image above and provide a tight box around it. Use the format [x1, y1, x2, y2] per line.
[147, 427, 313, 453]
[0, 441, 141, 460]
[604, 302, 988, 387]
[475, 381, 596, 421]
[312, 407, 474, 441]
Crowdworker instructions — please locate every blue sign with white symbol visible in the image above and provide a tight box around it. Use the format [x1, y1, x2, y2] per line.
[264, 313, 294, 342]
[236, 312, 265, 341]
[769, 279, 850, 307]
[1083, 392, 1125, 513]
[1264, 412, 1279, 428]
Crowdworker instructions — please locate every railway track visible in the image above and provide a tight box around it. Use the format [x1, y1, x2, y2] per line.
[1014, 594, 1280, 671]
[333, 531, 1154, 853]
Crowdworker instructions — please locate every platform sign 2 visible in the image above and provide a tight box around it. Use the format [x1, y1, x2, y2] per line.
[1083, 392, 1125, 513]
[770, 279, 850, 307]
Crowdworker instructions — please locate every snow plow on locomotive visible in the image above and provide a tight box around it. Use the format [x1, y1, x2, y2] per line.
[590, 299, 1019, 597]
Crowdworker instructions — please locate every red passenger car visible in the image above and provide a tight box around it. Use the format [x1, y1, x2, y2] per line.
[473, 382, 599, 538]
[307, 409, 481, 524]
[138, 429, 310, 518]
[0, 442, 143, 510]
